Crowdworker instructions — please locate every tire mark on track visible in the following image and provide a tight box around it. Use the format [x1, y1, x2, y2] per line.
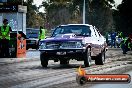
[0, 49, 131, 88]
[0, 60, 128, 88]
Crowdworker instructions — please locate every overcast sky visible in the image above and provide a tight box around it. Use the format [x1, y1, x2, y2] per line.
[33, 0, 123, 12]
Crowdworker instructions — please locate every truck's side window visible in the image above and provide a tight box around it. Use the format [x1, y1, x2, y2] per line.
[96, 28, 102, 37]
[93, 27, 98, 37]
[90, 27, 96, 37]
[95, 28, 100, 38]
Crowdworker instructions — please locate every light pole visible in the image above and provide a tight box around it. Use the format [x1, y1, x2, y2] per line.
[22, 0, 23, 6]
[83, 0, 85, 24]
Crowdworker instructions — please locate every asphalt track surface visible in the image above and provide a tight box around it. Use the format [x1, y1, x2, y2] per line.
[0, 48, 132, 88]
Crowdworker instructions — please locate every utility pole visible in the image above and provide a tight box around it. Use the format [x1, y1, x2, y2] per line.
[83, 0, 85, 24]
[22, 0, 23, 6]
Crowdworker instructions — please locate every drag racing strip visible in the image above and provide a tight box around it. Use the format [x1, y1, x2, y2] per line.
[11, 61, 132, 88]
[5, 58, 132, 88]
[47, 64, 132, 88]
[47, 62, 132, 88]
[0, 49, 132, 88]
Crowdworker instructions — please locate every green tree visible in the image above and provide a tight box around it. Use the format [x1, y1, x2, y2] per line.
[42, 0, 115, 33]
[41, 1, 73, 29]
[24, 0, 44, 28]
[89, 0, 115, 33]
[114, 0, 132, 34]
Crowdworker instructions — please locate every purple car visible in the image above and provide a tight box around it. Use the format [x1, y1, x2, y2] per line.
[39, 24, 107, 67]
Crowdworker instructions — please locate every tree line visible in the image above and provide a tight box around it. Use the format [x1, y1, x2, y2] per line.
[41, 0, 115, 34]
[113, 0, 132, 34]
[4, 0, 132, 34]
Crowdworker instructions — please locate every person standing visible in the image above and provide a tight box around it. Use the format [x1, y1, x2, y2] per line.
[0, 19, 12, 57]
[120, 36, 128, 54]
[110, 30, 117, 48]
[38, 26, 46, 49]
[38, 26, 46, 40]
[120, 32, 131, 54]
[128, 33, 132, 50]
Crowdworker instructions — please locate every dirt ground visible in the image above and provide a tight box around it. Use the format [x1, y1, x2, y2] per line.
[0, 48, 132, 88]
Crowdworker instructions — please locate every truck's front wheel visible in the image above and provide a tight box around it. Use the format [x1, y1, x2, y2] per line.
[40, 53, 48, 67]
[84, 48, 91, 67]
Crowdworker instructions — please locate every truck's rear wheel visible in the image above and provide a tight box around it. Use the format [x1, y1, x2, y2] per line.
[40, 53, 48, 67]
[95, 51, 105, 65]
[84, 48, 91, 67]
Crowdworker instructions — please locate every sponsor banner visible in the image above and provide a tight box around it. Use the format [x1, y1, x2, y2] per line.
[76, 66, 131, 85]
[17, 34, 26, 58]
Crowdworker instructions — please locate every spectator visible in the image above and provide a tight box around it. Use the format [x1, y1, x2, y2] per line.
[110, 30, 116, 48]
[0, 19, 12, 57]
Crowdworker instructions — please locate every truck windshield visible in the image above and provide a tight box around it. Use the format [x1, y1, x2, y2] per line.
[26, 29, 39, 38]
[52, 25, 91, 37]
